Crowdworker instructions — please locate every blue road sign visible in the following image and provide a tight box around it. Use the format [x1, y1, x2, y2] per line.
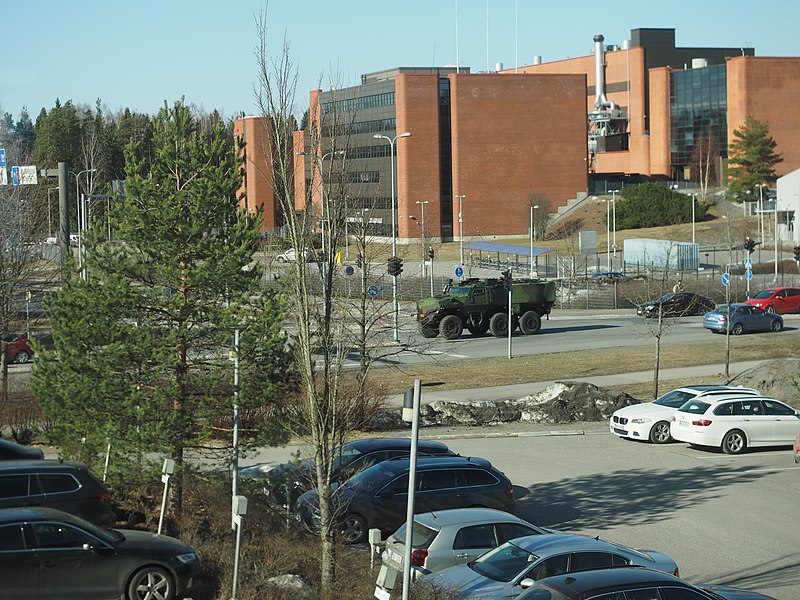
[745, 269, 753, 281]
[721, 273, 730, 287]
[367, 284, 379, 297]
[0, 148, 6, 167]
[454, 266, 464, 278]
[345, 265, 355, 276]
[743, 257, 753, 270]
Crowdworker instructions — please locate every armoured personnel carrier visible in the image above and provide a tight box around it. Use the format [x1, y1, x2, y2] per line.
[416, 276, 556, 340]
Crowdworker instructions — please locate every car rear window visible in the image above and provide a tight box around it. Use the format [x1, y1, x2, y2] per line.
[678, 400, 710, 414]
[464, 469, 499, 487]
[39, 474, 81, 494]
[393, 520, 439, 549]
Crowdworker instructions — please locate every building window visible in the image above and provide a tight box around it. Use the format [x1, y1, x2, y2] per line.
[321, 92, 396, 114]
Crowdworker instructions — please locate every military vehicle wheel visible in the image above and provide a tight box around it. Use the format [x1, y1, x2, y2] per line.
[519, 310, 541, 335]
[419, 324, 439, 338]
[467, 321, 489, 337]
[489, 312, 509, 337]
[439, 315, 464, 340]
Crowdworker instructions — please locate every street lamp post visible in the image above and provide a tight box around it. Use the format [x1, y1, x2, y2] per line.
[774, 197, 779, 280]
[690, 193, 696, 245]
[455, 194, 466, 266]
[529, 205, 538, 277]
[47, 186, 59, 239]
[610, 189, 619, 256]
[602, 198, 611, 271]
[756, 183, 766, 263]
[415, 201, 428, 277]
[297, 150, 345, 270]
[373, 132, 412, 343]
[70, 168, 97, 278]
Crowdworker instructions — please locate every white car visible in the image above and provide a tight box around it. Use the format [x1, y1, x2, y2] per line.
[610, 385, 759, 444]
[670, 395, 800, 454]
[275, 247, 315, 263]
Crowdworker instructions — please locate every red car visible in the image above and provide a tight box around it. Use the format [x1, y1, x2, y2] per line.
[4, 336, 34, 364]
[744, 287, 800, 314]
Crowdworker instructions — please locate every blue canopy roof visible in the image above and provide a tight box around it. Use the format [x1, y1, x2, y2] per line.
[466, 241, 551, 258]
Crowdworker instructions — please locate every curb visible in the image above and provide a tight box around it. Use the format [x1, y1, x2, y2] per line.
[419, 429, 592, 441]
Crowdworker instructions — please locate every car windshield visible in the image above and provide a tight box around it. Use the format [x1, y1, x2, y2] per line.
[752, 290, 775, 299]
[448, 287, 471, 296]
[332, 443, 363, 471]
[469, 540, 538, 582]
[678, 400, 710, 414]
[391, 520, 439, 549]
[654, 389, 698, 408]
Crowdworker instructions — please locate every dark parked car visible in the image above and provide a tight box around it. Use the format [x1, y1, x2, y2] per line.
[0, 439, 44, 460]
[636, 292, 715, 318]
[3, 335, 34, 364]
[241, 437, 457, 510]
[295, 455, 515, 544]
[517, 566, 775, 599]
[703, 303, 784, 335]
[0, 460, 115, 527]
[0, 506, 201, 600]
[744, 286, 800, 314]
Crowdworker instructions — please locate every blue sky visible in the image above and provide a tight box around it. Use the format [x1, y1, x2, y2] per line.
[3, 0, 799, 121]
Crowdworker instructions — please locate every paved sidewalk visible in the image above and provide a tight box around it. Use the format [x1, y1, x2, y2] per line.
[385, 359, 767, 407]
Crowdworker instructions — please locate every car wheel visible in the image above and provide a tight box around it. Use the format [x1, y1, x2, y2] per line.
[13, 351, 30, 364]
[722, 430, 747, 455]
[489, 312, 509, 337]
[519, 310, 541, 335]
[340, 513, 367, 544]
[466, 321, 489, 337]
[127, 566, 174, 600]
[419, 324, 439, 338]
[770, 320, 783, 332]
[439, 315, 464, 340]
[731, 323, 744, 335]
[649, 421, 671, 444]
[765, 305, 775, 313]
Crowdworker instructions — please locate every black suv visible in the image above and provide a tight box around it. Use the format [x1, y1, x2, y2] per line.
[295, 455, 515, 543]
[0, 460, 115, 527]
[0, 439, 44, 460]
[241, 437, 457, 509]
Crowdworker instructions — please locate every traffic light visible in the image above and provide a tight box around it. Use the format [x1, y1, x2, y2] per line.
[794, 246, 800, 262]
[428, 246, 435, 260]
[387, 256, 403, 276]
[745, 237, 755, 254]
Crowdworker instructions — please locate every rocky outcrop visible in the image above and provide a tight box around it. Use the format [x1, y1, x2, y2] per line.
[374, 382, 638, 429]
[726, 358, 800, 406]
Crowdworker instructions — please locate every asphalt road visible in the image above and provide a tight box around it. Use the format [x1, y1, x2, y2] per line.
[366, 310, 800, 368]
[242, 429, 799, 600]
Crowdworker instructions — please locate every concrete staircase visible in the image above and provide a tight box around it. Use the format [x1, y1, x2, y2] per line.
[550, 192, 591, 224]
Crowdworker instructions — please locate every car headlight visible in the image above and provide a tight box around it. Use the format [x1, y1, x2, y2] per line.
[630, 418, 652, 424]
[177, 552, 198, 564]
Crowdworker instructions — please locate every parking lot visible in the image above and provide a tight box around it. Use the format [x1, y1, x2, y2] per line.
[245, 427, 798, 599]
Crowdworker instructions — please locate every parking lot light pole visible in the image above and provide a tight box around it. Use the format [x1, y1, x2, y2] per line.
[530, 205, 538, 277]
[456, 194, 466, 266]
[69, 168, 97, 279]
[610, 190, 619, 257]
[373, 132, 412, 343]
[602, 198, 611, 271]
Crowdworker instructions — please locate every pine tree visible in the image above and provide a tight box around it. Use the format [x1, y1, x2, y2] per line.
[727, 115, 783, 200]
[32, 99, 294, 505]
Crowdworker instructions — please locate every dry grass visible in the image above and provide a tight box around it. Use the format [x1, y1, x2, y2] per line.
[368, 334, 798, 401]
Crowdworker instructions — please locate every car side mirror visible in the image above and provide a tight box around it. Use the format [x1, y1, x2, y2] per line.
[519, 577, 535, 589]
